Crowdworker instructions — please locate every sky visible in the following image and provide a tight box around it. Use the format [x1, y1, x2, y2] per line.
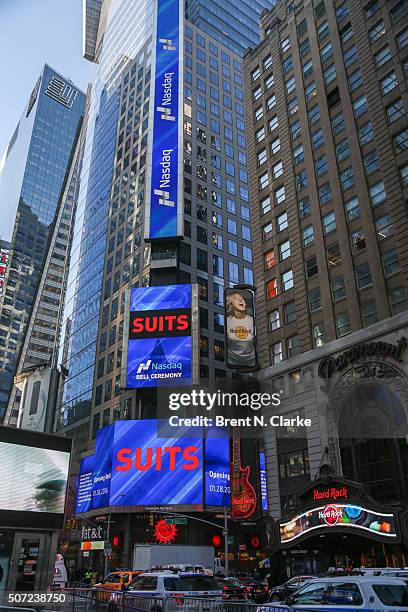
[0, 0, 93, 156]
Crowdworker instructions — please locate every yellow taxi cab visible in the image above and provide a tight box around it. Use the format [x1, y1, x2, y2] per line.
[92, 570, 143, 601]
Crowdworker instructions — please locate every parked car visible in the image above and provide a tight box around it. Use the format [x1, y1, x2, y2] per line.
[257, 575, 408, 611]
[240, 577, 269, 603]
[108, 571, 223, 611]
[218, 577, 247, 600]
[268, 575, 315, 602]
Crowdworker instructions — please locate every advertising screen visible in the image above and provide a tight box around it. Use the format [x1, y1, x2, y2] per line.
[280, 504, 398, 544]
[146, 0, 183, 239]
[224, 287, 257, 371]
[260, 452, 268, 511]
[204, 427, 230, 507]
[75, 420, 230, 511]
[123, 285, 196, 388]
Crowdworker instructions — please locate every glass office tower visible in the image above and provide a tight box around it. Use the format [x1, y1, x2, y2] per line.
[56, 0, 255, 452]
[0, 65, 85, 419]
[185, 0, 275, 55]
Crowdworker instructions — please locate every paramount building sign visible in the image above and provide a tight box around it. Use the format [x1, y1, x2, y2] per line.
[147, 0, 183, 239]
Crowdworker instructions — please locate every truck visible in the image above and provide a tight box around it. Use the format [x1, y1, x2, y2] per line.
[132, 544, 220, 574]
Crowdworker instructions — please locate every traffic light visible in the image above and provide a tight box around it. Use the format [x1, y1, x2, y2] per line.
[112, 532, 123, 552]
[211, 534, 222, 547]
[149, 514, 154, 526]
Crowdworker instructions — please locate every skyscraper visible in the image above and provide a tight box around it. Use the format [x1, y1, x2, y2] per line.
[243, 0, 408, 569]
[185, 0, 275, 55]
[0, 65, 85, 419]
[56, 0, 256, 450]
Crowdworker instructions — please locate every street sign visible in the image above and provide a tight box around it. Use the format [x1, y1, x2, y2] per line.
[228, 536, 234, 544]
[166, 517, 187, 525]
[104, 543, 112, 556]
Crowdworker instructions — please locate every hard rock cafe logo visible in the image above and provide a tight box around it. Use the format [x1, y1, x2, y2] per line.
[153, 519, 178, 544]
[234, 326, 249, 340]
[319, 505, 343, 526]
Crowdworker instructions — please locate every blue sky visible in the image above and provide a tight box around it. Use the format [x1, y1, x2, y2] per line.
[0, 0, 92, 156]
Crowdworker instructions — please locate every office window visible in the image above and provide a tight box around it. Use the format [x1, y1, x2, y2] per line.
[397, 27, 408, 49]
[299, 196, 311, 218]
[243, 246, 252, 262]
[267, 94, 276, 110]
[318, 20, 329, 42]
[315, 155, 328, 176]
[263, 222, 273, 240]
[359, 121, 374, 144]
[305, 81, 317, 101]
[323, 211, 336, 234]
[340, 22, 353, 43]
[336, 139, 350, 162]
[259, 172, 269, 190]
[390, 0, 408, 23]
[387, 99, 405, 123]
[293, 145, 304, 166]
[291, 120, 301, 140]
[284, 301, 297, 324]
[356, 262, 372, 288]
[282, 269, 294, 291]
[375, 46, 391, 68]
[343, 45, 358, 67]
[273, 161, 283, 179]
[331, 276, 346, 301]
[320, 41, 333, 62]
[254, 106, 263, 121]
[389, 287, 408, 314]
[261, 196, 271, 215]
[227, 218, 237, 235]
[269, 309, 280, 331]
[244, 268, 253, 285]
[228, 240, 238, 256]
[361, 301, 378, 326]
[309, 105, 320, 124]
[309, 287, 322, 312]
[365, 0, 379, 18]
[296, 169, 308, 190]
[271, 137, 281, 155]
[348, 69, 363, 92]
[275, 186, 286, 205]
[382, 249, 401, 277]
[277, 212, 288, 231]
[258, 149, 267, 166]
[369, 181, 386, 206]
[266, 278, 278, 299]
[242, 225, 251, 241]
[336, 312, 351, 337]
[324, 64, 337, 85]
[303, 225, 314, 246]
[269, 115, 279, 132]
[401, 164, 408, 186]
[311, 128, 324, 150]
[265, 73, 275, 89]
[303, 59, 313, 79]
[280, 240, 291, 261]
[394, 129, 408, 153]
[351, 229, 366, 252]
[299, 37, 310, 56]
[256, 126, 265, 142]
[264, 54, 273, 69]
[336, 2, 349, 21]
[340, 167, 354, 191]
[380, 71, 398, 95]
[344, 196, 360, 221]
[327, 242, 342, 268]
[286, 76, 296, 94]
[288, 97, 298, 116]
[363, 150, 380, 174]
[305, 255, 318, 278]
[253, 86, 262, 100]
[252, 67, 260, 81]
[369, 20, 385, 42]
[353, 95, 368, 117]
[375, 214, 393, 240]
[264, 249, 276, 269]
[229, 261, 239, 283]
[331, 111, 344, 135]
[287, 335, 300, 357]
[271, 341, 283, 365]
[313, 323, 326, 347]
[282, 37, 291, 53]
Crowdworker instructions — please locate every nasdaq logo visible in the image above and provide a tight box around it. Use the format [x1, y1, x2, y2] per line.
[137, 360, 152, 374]
[153, 189, 174, 207]
[159, 38, 176, 51]
[156, 106, 176, 121]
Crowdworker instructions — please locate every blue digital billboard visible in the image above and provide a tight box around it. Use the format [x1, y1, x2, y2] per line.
[124, 285, 195, 388]
[146, 0, 182, 239]
[75, 420, 230, 511]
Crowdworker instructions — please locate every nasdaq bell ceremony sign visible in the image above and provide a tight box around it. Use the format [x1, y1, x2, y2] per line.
[145, 0, 183, 239]
[122, 284, 197, 389]
[75, 419, 230, 511]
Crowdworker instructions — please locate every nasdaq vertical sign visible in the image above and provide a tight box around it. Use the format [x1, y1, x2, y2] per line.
[146, 0, 182, 239]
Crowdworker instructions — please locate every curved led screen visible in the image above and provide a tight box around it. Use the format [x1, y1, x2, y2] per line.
[280, 504, 397, 544]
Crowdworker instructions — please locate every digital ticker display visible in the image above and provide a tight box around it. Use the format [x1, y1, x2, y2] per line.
[75, 420, 230, 512]
[123, 284, 196, 389]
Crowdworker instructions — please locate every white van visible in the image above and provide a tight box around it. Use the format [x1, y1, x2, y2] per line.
[53, 554, 68, 588]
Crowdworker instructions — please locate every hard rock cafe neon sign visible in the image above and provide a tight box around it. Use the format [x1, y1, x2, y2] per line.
[153, 519, 178, 544]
